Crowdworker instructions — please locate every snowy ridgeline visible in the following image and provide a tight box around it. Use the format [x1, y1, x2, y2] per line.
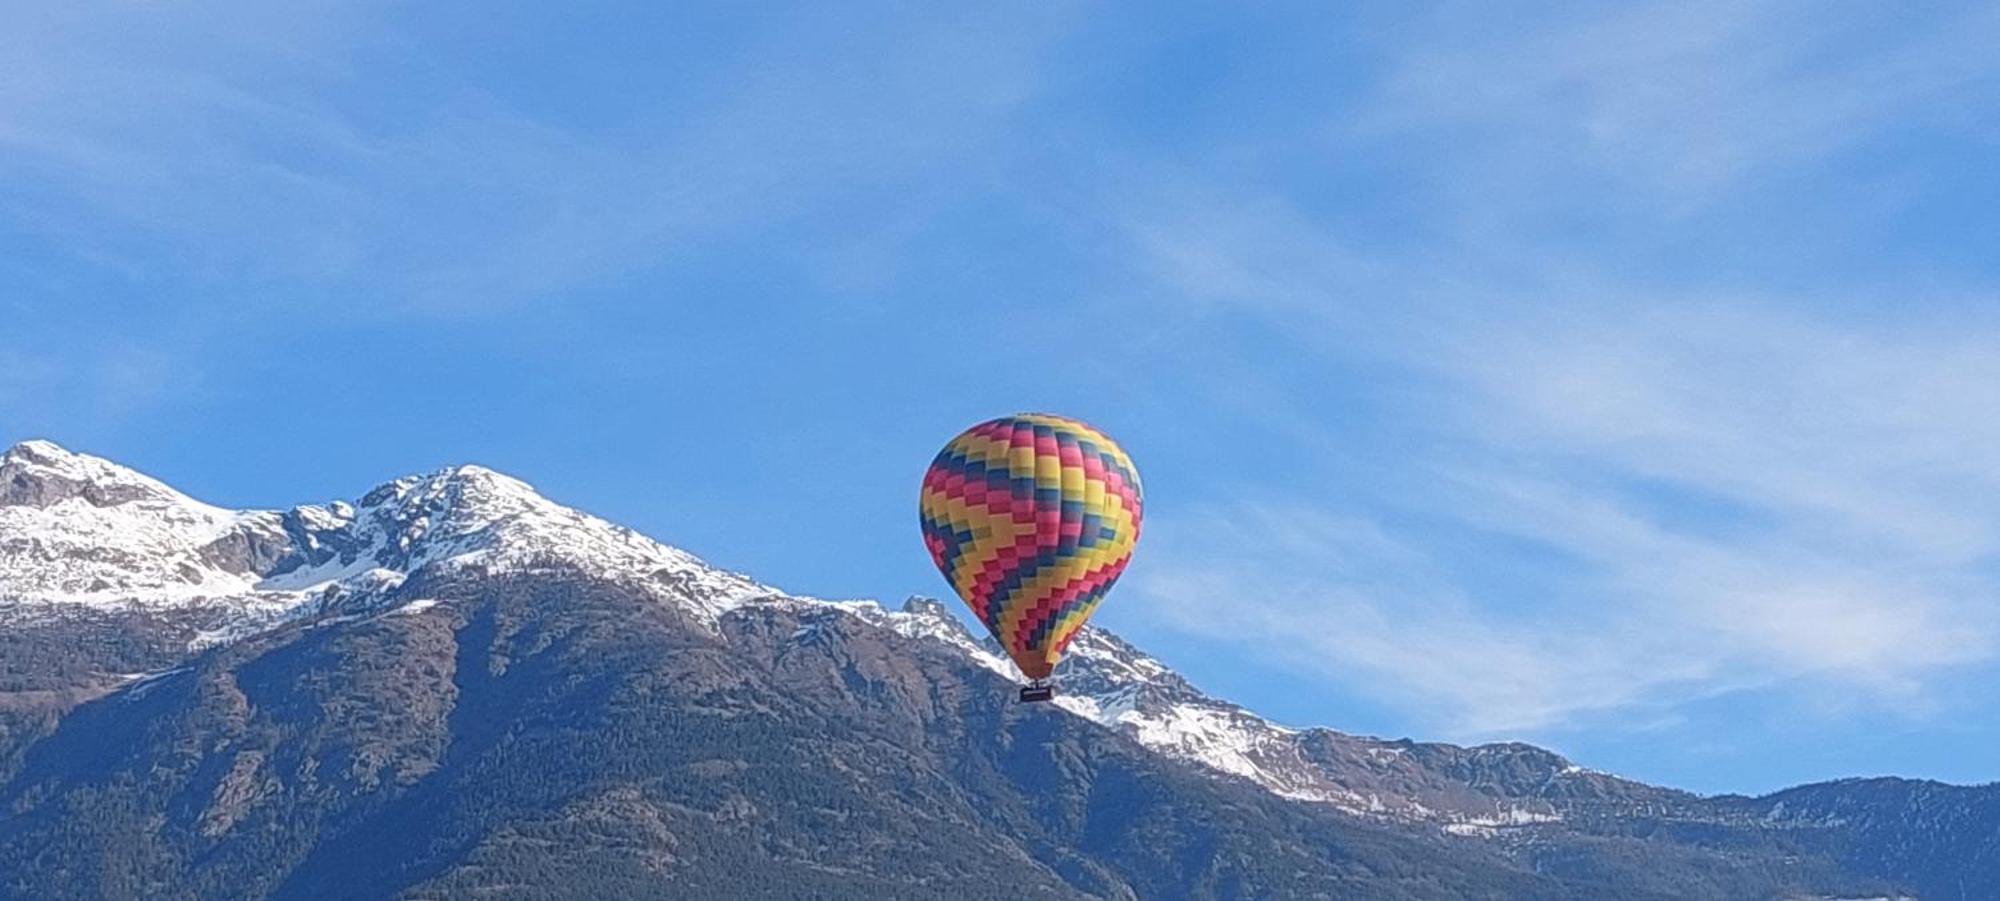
[0, 439, 1607, 831]
[0, 439, 771, 629]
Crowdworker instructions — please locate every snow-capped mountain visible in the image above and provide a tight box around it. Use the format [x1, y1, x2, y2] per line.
[0, 441, 772, 643]
[0, 439, 1691, 829]
[0, 439, 1983, 899]
[0, 439, 276, 603]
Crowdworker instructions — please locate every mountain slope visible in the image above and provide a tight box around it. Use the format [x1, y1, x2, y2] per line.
[0, 440, 1973, 899]
[1046, 622, 1685, 826]
[0, 563, 1615, 900]
[0, 441, 767, 787]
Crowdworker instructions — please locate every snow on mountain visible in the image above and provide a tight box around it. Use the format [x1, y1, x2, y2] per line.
[0, 439, 1650, 834]
[1047, 627, 1345, 798]
[260, 463, 775, 616]
[877, 597, 1018, 678]
[0, 440, 267, 602]
[996, 609, 1667, 832]
[0, 441, 774, 641]
[870, 598, 1440, 818]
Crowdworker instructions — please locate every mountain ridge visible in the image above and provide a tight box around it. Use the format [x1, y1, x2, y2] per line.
[0, 438, 1662, 825]
[0, 439, 1988, 898]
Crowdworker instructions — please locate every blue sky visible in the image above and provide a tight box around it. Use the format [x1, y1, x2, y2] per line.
[7, 1, 2000, 795]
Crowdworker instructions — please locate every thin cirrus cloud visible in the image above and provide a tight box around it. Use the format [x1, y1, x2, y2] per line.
[0, 1, 1074, 432]
[1134, 305, 2000, 736]
[1371, 1, 2000, 205]
[1112, 3, 2000, 738]
[0, 2, 1068, 314]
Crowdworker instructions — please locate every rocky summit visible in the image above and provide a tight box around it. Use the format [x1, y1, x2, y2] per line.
[0, 441, 1991, 899]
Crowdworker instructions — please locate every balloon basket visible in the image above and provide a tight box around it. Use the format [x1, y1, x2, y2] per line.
[1019, 682, 1056, 703]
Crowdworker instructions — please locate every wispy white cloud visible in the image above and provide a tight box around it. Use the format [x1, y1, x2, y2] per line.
[0, 3, 1070, 313]
[1113, 4, 2000, 738]
[1373, 1, 2000, 206]
[1134, 503, 1718, 734]
[1136, 306, 2000, 734]
[0, 2, 1077, 435]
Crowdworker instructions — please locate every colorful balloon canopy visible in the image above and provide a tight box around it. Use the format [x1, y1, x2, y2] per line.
[919, 413, 1143, 681]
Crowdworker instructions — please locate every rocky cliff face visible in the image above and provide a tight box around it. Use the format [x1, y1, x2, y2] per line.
[0, 440, 1977, 899]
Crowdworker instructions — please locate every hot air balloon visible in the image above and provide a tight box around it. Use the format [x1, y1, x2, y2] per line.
[919, 413, 1142, 702]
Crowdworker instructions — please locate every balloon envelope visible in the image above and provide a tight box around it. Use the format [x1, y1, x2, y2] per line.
[919, 413, 1142, 680]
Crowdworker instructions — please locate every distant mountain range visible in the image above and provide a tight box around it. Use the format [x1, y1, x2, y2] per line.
[0, 439, 1992, 899]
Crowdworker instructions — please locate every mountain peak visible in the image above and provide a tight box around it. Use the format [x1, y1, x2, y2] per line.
[0, 439, 198, 510]
[3, 438, 69, 464]
[331, 463, 757, 593]
[0, 444, 771, 630]
[348, 463, 566, 553]
[0, 441, 257, 603]
[357, 463, 534, 507]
